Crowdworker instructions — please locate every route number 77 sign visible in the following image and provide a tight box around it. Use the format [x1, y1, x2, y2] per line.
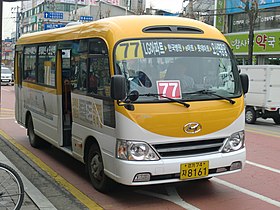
[156, 80, 182, 99]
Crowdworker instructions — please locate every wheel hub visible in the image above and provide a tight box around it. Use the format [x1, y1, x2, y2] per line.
[90, 154, 103, 181]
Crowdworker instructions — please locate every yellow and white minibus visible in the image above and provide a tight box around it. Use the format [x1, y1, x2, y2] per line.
[15, 15, 249, 192]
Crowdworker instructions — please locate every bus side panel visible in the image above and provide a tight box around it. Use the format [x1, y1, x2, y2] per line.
[71, 93, 116, 171]
[15, 84, 24, 126]
[22, 86, 62, 146]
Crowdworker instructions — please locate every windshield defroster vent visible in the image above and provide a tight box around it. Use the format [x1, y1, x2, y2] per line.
[143, 26, 204, 34]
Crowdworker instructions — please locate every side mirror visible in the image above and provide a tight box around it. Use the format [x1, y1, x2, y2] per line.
[240, 73, 249, 94]
[111, 75, 126, 100]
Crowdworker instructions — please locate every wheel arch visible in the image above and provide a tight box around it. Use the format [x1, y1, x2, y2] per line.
[83, 136, 100, 164]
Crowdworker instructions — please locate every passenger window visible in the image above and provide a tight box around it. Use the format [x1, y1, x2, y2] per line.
[88, 39, 110, 97]
[23, 46, 37, 82]
[38, 45, 56, 86]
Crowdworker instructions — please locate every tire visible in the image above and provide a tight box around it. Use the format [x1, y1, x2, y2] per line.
[86, 144, 114, 193]
[0, 163, 24, 210]
[273, 116, 280, 125]
[27, 116, 43, 148]
[245, 107, 257, 124]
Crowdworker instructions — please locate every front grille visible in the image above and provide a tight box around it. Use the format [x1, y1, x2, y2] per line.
[152, 138, 225, 158]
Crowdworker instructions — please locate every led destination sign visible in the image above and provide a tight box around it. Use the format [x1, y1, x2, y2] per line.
[116, 39, 229, 60]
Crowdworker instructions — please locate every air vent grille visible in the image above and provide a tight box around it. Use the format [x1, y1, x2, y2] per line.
[143, 26, 204, 34]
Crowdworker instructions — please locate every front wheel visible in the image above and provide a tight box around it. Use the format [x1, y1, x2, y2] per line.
[245, 107, 257, 124]
[86, 144, 114, 193]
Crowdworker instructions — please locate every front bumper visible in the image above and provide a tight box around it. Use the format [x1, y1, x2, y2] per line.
[1, 79, 12, 85]
[106, 148, 246, 186]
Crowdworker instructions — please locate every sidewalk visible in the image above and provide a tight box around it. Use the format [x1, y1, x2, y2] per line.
[0, 134, 89, 210]
[0, 151, 57, 210]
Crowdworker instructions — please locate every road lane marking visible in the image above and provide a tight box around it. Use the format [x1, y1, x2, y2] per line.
[0, 129, 103, 210]
[0, 117, 15, 120]
[1, 87, 14, 92]
[0, 108, 15, 120]
[246, 160, 280, 174]
[246, 128, 280, 138]
[213, 178, 280, 208]
[136, 186, 200, 210]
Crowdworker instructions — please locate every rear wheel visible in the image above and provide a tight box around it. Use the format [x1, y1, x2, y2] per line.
[27, 116, 43, 148]
[273, 116, 280, 125]
[245, 107, 257, 124]
[86, 144, 114, 193]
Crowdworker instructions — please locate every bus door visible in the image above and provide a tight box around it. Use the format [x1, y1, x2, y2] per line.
[61, 49, 72, 148]
[15, 49, 24, 123]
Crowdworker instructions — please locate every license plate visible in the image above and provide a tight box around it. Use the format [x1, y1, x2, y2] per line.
[180, 161, 209, 180]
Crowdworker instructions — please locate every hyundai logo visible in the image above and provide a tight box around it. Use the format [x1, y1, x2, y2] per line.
[183, 122, 202, 134]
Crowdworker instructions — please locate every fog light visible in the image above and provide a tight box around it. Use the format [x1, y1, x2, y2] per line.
[133, 173, 151, 182]
[216, 167, 227, 173]
[230, 161, 242, 171]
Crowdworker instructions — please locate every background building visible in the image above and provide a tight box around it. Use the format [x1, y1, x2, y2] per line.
[223, 0, 280, 65]
[19, 0, 145, 37]
[185, 0, 280, 65]
[1, 38, 14, 68]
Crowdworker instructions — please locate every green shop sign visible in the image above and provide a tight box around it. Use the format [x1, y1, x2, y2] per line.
[225, 30, 280, 54]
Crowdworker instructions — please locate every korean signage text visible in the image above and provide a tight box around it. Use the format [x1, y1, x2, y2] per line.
[225, 30, 280, 54]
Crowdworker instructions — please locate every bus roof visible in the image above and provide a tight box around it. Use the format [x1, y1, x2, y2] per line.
[16, 15, 228, 46]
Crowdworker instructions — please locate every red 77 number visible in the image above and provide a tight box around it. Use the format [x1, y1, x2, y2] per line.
[156, 80, 182, 99]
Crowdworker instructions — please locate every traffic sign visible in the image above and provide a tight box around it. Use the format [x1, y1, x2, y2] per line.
[80, 16, 93, 21]
[44, 24, 66, 30]
[44, 12, 64, 19]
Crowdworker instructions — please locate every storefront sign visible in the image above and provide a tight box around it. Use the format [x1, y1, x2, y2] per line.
[230, 10, 280, 33]
[225, 30, 280, 54]
[226, 0, 280, 14]
[29, 16, 37, 24]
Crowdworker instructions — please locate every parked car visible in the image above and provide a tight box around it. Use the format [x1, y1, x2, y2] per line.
[1, 66, 14, 86]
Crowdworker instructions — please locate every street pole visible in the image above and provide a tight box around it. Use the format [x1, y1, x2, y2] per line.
[74, 0, 78, 21]
[16, 6, 20, 41]
[188, 0, 195, 19]
[0, 0, 3, 105]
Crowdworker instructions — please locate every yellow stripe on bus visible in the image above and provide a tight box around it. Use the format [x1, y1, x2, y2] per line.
[22, 82, 58, 95]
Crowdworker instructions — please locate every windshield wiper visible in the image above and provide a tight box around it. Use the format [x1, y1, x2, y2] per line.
[139, 93, 190, 108]
[186, 89, 236, 105]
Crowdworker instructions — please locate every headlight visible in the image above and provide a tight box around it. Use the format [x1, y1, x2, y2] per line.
[116, 139, 160, 161]
[222, 131, 245, 153]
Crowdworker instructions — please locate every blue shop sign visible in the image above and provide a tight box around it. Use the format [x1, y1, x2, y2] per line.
[226, 0, 280, 14]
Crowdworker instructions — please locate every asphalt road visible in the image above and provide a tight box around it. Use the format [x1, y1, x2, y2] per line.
[0, 85, 279, 210]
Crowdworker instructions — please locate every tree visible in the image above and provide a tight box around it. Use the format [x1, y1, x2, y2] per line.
[240, 0, 258, 65]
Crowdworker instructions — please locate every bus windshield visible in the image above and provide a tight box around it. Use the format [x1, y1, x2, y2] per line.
[115, 38, 242, 102]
